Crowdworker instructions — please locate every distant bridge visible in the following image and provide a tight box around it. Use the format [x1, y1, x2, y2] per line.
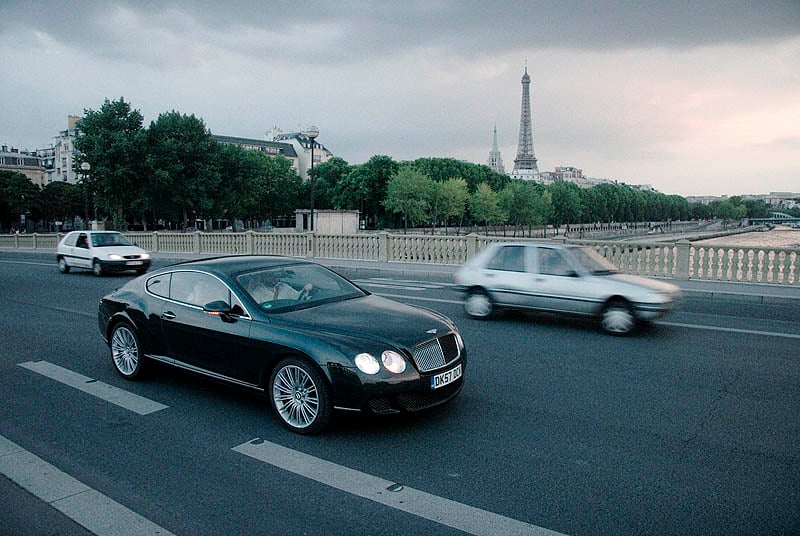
[750, 212, 800, 225]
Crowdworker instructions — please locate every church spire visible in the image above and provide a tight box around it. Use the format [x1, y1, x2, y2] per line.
[487, 124, 505, 174]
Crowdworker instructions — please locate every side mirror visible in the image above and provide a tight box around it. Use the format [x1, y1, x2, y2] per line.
[203, 300, 232, 318]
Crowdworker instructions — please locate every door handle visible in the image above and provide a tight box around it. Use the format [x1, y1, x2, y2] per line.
[162, 311, 176, 320]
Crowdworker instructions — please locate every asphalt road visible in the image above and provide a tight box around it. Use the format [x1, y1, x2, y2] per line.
[1, 251, 798, 535]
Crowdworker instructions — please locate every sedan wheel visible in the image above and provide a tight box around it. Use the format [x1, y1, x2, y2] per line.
[464, 290, 493, 319]
[57, 257, 70, 273]
[601, 299, 636, 335]
[110, 322, 145, 379]
[270, 357, 331, 434]
[93, 260, 104, 277]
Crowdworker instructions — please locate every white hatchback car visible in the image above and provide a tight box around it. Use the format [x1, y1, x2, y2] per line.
[57, 231, 151, 276]
[453, 242, 681, 335]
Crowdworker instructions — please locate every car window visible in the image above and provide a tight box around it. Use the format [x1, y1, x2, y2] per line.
[146, 274, 171, 298]
[537, 248, 573, 276]
[76, 233, 90, 249]
[486, 246, 526, 272]
[91, 232, 133, 247]
[62, 233, 78, 247]
[170, 272, 231, 308]
[236, 263, 365, 311]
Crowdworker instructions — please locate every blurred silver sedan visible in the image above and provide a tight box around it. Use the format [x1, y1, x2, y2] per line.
[453, 242, 681, 335]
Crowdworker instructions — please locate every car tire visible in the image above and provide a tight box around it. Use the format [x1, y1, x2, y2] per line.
[93, 259, 104, 277]
[601, 299, 636, 335]
[464, 289, 494, 319]
[269, 357, 331, 434]
[110, 321, 145, 379]
[57, 256, 70, 274]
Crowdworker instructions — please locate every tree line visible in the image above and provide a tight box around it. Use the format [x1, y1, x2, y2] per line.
[1, 97, 787, 234]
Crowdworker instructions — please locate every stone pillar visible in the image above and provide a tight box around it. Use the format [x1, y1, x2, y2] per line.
[379, 232, 389, 262]
[676, 239, 691, 280]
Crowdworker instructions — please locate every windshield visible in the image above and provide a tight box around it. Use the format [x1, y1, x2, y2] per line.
[236, 263, 366, 312]
[91, 232, 134, 247]
[570, 246, 620, 275]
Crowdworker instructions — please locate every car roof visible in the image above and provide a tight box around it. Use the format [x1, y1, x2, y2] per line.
[158, 255, 313, 278]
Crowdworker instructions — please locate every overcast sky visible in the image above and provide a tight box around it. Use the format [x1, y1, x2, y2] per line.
[2, 1, 799, 197]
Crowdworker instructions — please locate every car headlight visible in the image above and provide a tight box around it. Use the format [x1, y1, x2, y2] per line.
[453, 330, 465, 350]
[108, 254, 122, 260]
[141, 253, 150, 259]
[381, 350, 406, 374]
[354, 353, 380, 375]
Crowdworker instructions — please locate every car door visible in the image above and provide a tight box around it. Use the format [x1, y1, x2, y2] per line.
[481, 245, 541, 309]
[528, 247, 596, 315]
[160, 270, 260, 384]
[72, 232, 93, 268]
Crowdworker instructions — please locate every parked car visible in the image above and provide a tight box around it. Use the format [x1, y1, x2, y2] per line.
[453, 242, 681, 335]
[57, 231, 151, 276]
[98, 256, 466, 434]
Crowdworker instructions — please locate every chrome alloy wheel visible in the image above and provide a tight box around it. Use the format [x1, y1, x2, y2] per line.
[272, 364, 320, 429]
[464, 291, 493, 319]
[111, 324, 140, 377]
[601, 301, 636, 335]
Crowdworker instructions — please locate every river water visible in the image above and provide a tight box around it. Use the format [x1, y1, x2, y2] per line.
[695, 225, 800, 249]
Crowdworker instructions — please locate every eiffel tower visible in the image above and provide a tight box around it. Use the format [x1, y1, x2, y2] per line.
[512, 64, 539, 180]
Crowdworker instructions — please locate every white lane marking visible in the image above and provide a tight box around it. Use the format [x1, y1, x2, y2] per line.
[0, 434, 176, 536]
[233, 439, 567, 536]
[363, 277, 455, 288]
[18, 361, 168, 415]
[355, 281, 430, 291]
[376, 292, 462, 305]
[0, 259, 53, 266]
[657, 321, 800, 339]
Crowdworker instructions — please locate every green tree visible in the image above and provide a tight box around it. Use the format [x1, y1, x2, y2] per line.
[75, 98, 146, 229]
[548, 180, 582, 230]
[257, 155, 303, 222]
[384, 168, 434, 232]
[39, 182, 84, 229]
[469, 182, 505, 235]
[430, 178, 469, 234]
[355, 155, 399, 227]
[0, 170, 40, 230]
[213, 144, 267, 229]
[145, 110, 220, 229]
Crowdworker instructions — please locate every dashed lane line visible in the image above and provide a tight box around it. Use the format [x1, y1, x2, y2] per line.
[0, 434, 177, 536]
[233, 438, 568, 536]
[18, 361, 168, 415]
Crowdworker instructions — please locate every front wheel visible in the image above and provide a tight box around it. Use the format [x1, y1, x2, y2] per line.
[110, 321, 145, 379]
[57, 257, 70, 273]
[93, 259, 104, 277]
[269, 357, 331, 434]
[464, 290, 493, 319]
[601, 299, 636, 335]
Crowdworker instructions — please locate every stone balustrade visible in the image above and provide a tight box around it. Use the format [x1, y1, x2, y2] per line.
[1, 231, 797, 285]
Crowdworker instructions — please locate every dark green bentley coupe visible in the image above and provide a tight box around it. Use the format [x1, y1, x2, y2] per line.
[98, 256, 466, 434]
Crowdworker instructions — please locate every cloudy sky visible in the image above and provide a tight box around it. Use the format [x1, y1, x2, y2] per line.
[2, 1, 799, 197]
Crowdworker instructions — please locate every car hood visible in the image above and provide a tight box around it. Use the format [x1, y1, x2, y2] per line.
[603, 273, 680, 294]
[273, 294, 455, 349]
[97, 245, 147, 256]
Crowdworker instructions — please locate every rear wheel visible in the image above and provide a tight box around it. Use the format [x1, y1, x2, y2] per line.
[93, 259, 104, 277]
[269, 357, 331, 434]
[110, 321, 145, 379]
[57, 257, 70, 273]
[601, 299, 636, 335]
[464, 289, 493, 319]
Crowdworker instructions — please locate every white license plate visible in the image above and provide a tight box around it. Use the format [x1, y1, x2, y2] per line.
[430, 364, 462, 390]
[127, 260, 143, 265]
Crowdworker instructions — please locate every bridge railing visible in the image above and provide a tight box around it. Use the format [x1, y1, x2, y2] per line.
[2, 231, 797, 285]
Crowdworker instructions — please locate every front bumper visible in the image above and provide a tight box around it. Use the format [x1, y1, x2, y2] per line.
[100, 259, 151, 272]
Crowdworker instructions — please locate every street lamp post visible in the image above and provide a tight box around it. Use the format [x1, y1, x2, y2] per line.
[80, 161, 91, 230]
[307, 126, 319, 232]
